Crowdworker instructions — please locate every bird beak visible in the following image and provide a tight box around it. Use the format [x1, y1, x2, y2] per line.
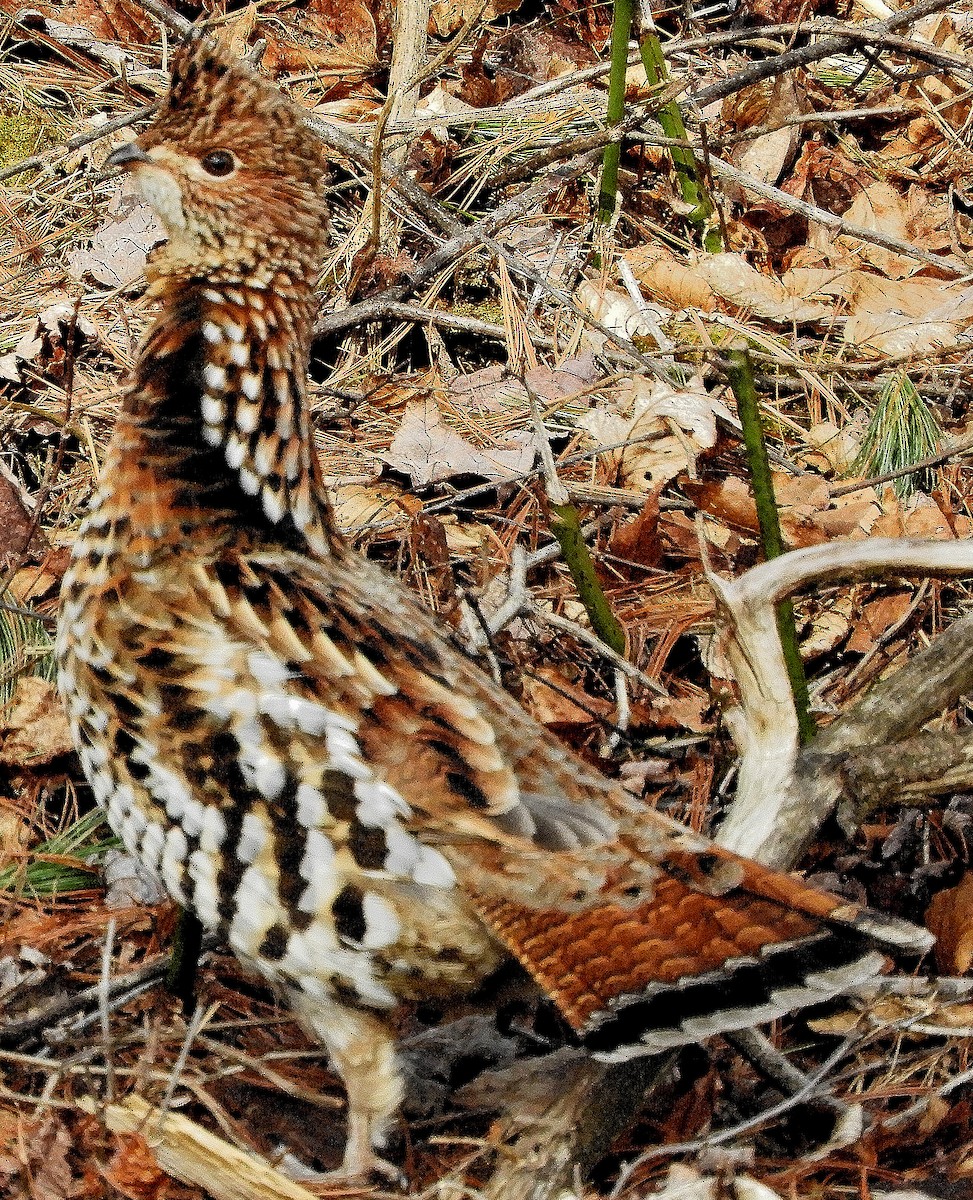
[106, 143, 152, 169]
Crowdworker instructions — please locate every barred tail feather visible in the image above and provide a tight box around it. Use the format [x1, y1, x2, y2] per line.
[473, 849, 932, 1057]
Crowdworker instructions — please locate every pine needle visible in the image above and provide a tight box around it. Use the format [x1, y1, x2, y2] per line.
[851, 370, 943, 499]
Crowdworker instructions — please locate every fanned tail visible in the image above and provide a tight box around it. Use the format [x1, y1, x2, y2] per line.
[472, 844, 932, 1057]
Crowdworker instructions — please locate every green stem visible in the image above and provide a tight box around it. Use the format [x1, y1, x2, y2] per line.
[637, 31, 722, 253]
[551, 502, 627, 656]
[598, 0, 635, 224]
[726, 348, 815, 745]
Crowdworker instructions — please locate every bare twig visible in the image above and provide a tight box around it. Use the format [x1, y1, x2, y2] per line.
[689, 0, 958, 108]
[707, 155, 967, 275]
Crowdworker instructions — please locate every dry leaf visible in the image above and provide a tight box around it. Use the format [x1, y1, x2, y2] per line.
[101, 1132, 170, 1200]
[434, 359, 596, 458]
[802, 418, 865, 473]
[67, 190, 163, 288]
[0, 1114, 75, 1200]
[0, 476, 46, 568]
[839, 181, 913, 278]
[0, 677, 74, 768]
[222, 2, 259, 58]
[384, 398, 535, 485]
[522, 667, 605, 726]
[431, 0, 521, 37]
[576, 280, 669, 340]
[844, 273, 973, 353]
[0, 326, 43, 381]
[687, 476, 758, 534]
[72, 0, 155, 45]
[8, 567, 59, 603]
[440, 517, 487, 555]
[729, 74, 804, 188]
[811, 490, 882, 540]
[628, 244, 717, 311]
[609, 493, 663, 570]
[330, 481, 413, 538]
[646, 691, 712, 733]
[38, 299, 97, 341]
[697, 254, 834, 324]
[581, 376, 728, 494]
[901, 492, 955, 539]
[926, 872, 973, 974]
[261, 0, 380, 77]
[926, 1002, 973, 1028]
[845, 591, 913, 655]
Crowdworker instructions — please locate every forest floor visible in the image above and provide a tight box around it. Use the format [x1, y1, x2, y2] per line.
[3, 0, 973, 1195]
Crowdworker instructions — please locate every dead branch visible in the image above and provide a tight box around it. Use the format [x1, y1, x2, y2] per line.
[688, 0, 957, 108]
[471, 1054, 673, 1200]
[712, 538, 973, 862]
[707, 157, 967, 276]
[837, 728, 973, 815]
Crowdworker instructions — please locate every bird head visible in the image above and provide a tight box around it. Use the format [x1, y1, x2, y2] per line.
[109, 33, 329, 282]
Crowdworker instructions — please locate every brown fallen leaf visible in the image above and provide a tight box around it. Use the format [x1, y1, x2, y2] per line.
[330, 480, 414, 539]
[101, 1132, 170, 1200]
[845, 591, 913, 656]
[0, 476, 47, 571]
[726, 74, 805, 191]
[696, 253, 834, 325]
[431, 0, 521, 37]
[627, 243, 717, 312]
[75, 0, 155, 43]
[260, 0, 381, 79]
[802, 594, 855, 659]
[0, 676, 74, 768]
[522, 666, 607, 727]
[384, 397, 535, 485]
[926, 871, 973, 974]
[838, 180, 914, 279]
[609, 492, 663, 572]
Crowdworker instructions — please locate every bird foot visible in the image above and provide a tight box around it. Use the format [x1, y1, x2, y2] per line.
[319, 1147, 403, 1185]
[270, 1146, 404, 1189]
[336, 1146, 405, 1187]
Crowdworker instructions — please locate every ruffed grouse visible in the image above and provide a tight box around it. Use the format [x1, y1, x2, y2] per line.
[57, 33, 930, 1180]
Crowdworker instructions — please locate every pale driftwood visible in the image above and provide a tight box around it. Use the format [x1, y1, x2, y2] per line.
[77, 1094, 321, 1200]
[471, 536, 973, 1198]
[711, 538, 973, 864]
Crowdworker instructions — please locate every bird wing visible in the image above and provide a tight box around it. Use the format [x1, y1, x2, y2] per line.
[149, 544, 929, 1043]
[188, 545, 628, 903]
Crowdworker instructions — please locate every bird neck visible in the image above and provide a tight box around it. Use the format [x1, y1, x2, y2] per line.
[113, 265, 341, 560]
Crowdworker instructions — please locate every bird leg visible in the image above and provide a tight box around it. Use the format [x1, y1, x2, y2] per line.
[287, 989, 404, 1179]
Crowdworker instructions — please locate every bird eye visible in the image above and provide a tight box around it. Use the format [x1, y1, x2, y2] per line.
[200, 149, 236, 177]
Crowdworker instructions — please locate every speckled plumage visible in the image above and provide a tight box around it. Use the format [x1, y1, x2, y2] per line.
[57, 35, 932, 1179]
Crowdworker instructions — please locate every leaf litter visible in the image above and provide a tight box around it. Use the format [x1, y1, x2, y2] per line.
[4, 0, 973, 1195]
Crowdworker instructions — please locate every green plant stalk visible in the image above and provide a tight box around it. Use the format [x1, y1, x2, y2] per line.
[551, 502, 627, 656]
[726, 349, 815, 745]
[598, 0, 635, 224]
[0, 809, 115, 897]
[637, 32, 722, 253]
